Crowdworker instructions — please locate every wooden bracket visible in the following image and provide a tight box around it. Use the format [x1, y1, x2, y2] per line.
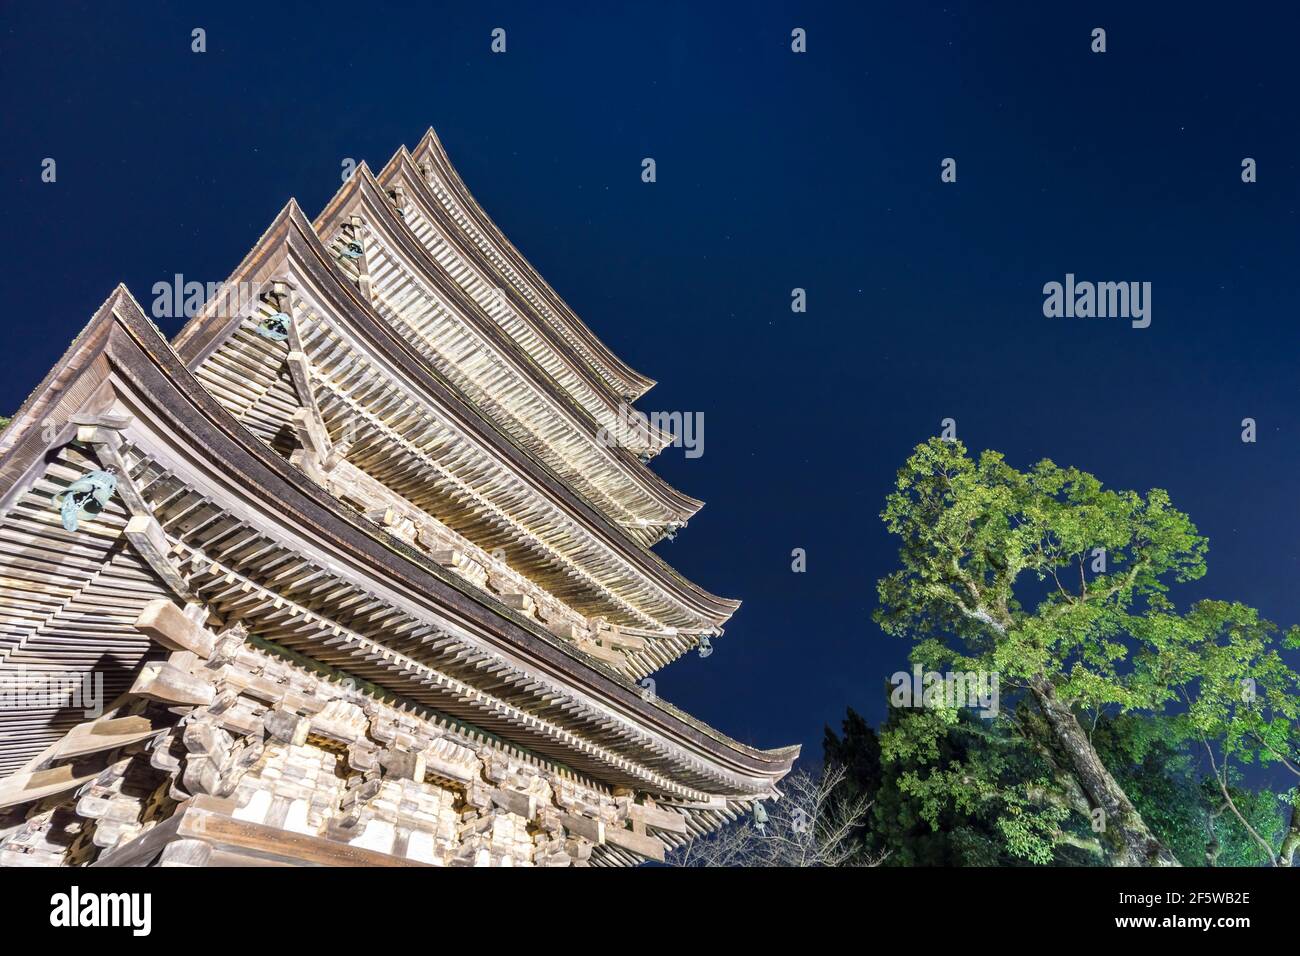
[347, 216, 373, 298]
[78, 424, 194, 601]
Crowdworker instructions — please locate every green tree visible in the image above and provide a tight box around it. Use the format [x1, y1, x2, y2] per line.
[1142, 601, 1300, 864]
[829, 704, 1064, 865]
[826, 703, 1285, 867]
[1092, 716, 1283, 866]
[822, 706, 881, 810]
[874, 439, 1300, 866]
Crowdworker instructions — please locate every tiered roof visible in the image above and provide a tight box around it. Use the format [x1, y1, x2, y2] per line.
[173, 199, 734, 671]
[0, 131, 796, 865]
[410, 129, 656, 403]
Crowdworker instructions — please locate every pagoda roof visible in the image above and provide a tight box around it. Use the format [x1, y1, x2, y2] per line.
[170, 200, 738, 648]
[310, 159, 696, 535]
[411, 128, 656, 403]
[377, 146, 676, 460]
[0, 287, 796, 799]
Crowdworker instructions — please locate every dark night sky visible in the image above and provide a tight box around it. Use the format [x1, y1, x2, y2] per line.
[2, 2, 1298, 782]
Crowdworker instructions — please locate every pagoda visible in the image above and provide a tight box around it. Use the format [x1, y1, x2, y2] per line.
[0, 129, 797, 867]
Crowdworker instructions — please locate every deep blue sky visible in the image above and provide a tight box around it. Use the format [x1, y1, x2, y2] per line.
[3, 2, 1299, 780]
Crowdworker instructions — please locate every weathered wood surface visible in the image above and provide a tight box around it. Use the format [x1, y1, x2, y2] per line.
[0, 132, 801, 867]
[0, 764, 103, 811]
[52, 715, 167, 760]
[135, 599, 215, 657]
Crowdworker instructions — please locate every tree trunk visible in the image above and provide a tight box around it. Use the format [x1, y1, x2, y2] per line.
[1281, 802, 1300, 867]
[1028, 676, 1180, 867]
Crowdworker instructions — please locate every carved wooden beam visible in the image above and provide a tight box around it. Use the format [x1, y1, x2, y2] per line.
[628, 799, 688, 835]
[51, 715, 169, 761]
[604, 820, 666, 862]
[136, 599, 215, 658]
[0, 763, 104, 812]
[130, 658, 216, 707]
[77, 422, 194, 600]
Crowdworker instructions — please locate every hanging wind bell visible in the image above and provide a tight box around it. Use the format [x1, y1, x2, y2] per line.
[255, 311, 292, 342]
[753, 801, 768, 835]
[54, 467, 118, 532]
[388, 188, 407, 219]
[697, 634, 713, 658]
[338, 240, 364, 261]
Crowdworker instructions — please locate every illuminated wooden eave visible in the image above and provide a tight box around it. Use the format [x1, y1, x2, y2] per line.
[0, 287, 796, 793]
[170, 202, 740, 635]
[412, 127, 656, 403]
[309, 163, 696, 532]
[377, 147, 676, 461]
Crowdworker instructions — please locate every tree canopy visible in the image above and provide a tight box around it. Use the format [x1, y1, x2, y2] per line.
[868, 438, 1299, 866]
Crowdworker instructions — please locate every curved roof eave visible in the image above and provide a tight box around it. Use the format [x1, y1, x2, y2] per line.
[316, 159, 703, 522]
[371, 148, 707, 520]
[0, 286, 793, 789]
[412, 126, 656, 402]
[170, 200, 741, 628]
